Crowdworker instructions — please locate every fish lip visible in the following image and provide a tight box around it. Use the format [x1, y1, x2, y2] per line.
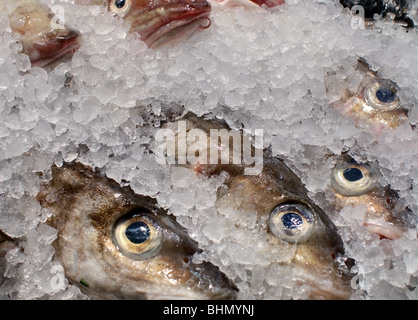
[187, 261, 239, 300]
[139, 9, 211, 48]
[29, 28, 81, 68]
[363, 219, 404, 240]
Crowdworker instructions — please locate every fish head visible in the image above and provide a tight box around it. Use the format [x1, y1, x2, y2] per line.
[331, 158, 411, 240]
[168, 114, 353, 299]
[107, 0, 211, 48]
[37, 162, 237, 299]
[327, 58, 408, 133]
[227, 169, 352, 299]
[8, 0, 81, 69]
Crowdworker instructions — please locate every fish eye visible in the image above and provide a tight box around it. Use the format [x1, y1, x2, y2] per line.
[113, 209, 163, 260]
[109, 0, 132, 17]
[331, 161, 376, 196]
[268, 203, 315, 243]
[364, 79, 400, 111]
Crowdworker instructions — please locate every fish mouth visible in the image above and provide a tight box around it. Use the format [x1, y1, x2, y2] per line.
[139, 9, 211, 49]
[297, 269, 352, 300]
[186, 260, 238, 300]
[28, 28, 81, 69]
[295, 269, 352, 300]
[144, 261, 238, 300]
[363, 219, 404, 240]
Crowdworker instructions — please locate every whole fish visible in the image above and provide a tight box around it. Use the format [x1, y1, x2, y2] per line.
[340, 0, 414, 27]
[158, 113, 353, 299]
[209, 0, 284, 9]
[331, 156, 412, 240]
[36, 161, 238, 299]
[326, 58, 409, 135]
[78, 0, 212, 48]
[2, 0, 81, 69]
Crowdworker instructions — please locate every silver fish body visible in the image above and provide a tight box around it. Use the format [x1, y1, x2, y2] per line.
[2, 0, 81, 68]
[160, 113, 353, 299]
[37, 161, 238, 299]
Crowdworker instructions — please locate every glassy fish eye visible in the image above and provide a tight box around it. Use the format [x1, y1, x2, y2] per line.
[109, 0, 132, 17]
[113, 210, 163, 260]
[364, 79, 400, 111]
[331, 161, 376, 196]
[268, 203, 315, 243]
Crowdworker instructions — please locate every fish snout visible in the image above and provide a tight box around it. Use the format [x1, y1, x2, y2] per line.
[188, 260, 238, 300]
[28, 28, 81, 68]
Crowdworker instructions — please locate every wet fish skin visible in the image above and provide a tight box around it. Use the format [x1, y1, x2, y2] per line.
[327, 58, 409, 135]
[331, 156, 412, 240]
[80, 0, 212, 48]
[36, 161, 238, 300]
[210, 0, 284, 9]
[161, 113, 353, 299]
[3, 0, 81, 69]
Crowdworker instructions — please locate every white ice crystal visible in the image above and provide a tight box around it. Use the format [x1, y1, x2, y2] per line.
[0, 0, 417, 299]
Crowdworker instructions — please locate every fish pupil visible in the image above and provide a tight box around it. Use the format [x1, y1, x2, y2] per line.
[376, 86, 395, 103]
[343, 168, 363, 182]
[125, 221, 150, 244]
[115, 0, 126, 8]
[281, 212, 303, 230]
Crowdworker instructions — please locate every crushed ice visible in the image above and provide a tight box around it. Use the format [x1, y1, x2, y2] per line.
[0, 0, 417, 299]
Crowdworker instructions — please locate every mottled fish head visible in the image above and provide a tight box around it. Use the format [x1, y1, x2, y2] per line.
[331, 157, 412, 240]
[327, 58, 409, 134]
[8, 0, 81, 69]
[228, 163, 353, 300]
[37, 162, 237, 299]
[167, 114, 353, 299]
[107, 0, 211, 48]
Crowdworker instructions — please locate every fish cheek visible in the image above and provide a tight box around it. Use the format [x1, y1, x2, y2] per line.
[291, 226, 344, 283]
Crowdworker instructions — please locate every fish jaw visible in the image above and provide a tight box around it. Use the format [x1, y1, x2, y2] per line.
[290, 215, 352, 300]
[334, 193, 407, 240]
[8, 0, 81, 69]
[143, 261, 238, 300]
[248, 0, 284, 7]
[211, 0, 284, 8]
[363, 220, 404, 240]
[121, 0, 211, 48]
[23, 28, 81, 69]
[37, 161, 237, 300]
